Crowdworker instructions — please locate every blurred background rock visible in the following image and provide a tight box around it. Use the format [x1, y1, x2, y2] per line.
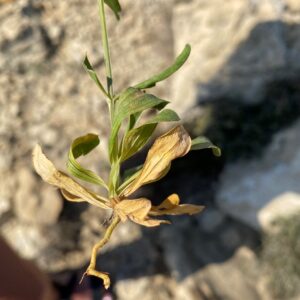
[0, 0, 300, 299]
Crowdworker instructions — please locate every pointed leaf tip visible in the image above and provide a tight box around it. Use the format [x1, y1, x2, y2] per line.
[104, 0, 121, 20]
[134, 44, 191, 89]
[191, 136, 221, 157]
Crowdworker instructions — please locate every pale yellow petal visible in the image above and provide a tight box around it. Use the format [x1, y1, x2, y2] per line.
[130, 217, 170, 227]
[32, 144, 110, 209]
[122, 126, 191, 197]
[152, 194, 180, 210]
[150, 194, 205, 216]
[114, 199, 151, 222]
[61, 189, 86, 203]
[114, 199, 169, 227]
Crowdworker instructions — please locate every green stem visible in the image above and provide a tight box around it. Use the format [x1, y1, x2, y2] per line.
[98, 0, 114, 100]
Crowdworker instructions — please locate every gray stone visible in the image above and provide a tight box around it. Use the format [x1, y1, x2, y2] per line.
[115, 275, 175, 300]
[1, 1, 300, 298]
[216, 120, 300, 231]
[174, 247, 264, 300]
[171, 0, 300, 115]
[199, 208, 225, 233]
[115, 246, 269, 300]
[258, 192, 300, 233]
[14, 167, 62, 225]
[220, 227, 242, 250]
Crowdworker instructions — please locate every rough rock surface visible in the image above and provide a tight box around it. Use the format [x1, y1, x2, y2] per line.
[1, 0, 173, 273]
[172, 0, 300, 114]
[1, 0, 300, 299]
[217, 119, 300, 231]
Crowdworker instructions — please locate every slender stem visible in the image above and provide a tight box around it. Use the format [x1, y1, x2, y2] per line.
[98, 0, 119, 192]
[89, 215, 120, 268]
[98, 0, 114, 99]
[80, 215, 120, 289]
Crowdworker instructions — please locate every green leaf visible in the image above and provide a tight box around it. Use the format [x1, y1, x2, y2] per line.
[109, 87, 169, 162]
[134, 44, 191, 89]
[120, 109, 180, 161]
[128, 112, 142, 131]
[83, 55, 109, 98]
[67, 134, 108, 189]
[104, 0, 121, 20]
[145, 109, 180, 124]
[121, 124, 157, 161]
[191, 136, 221, 157]
[118, 165, 143, 194]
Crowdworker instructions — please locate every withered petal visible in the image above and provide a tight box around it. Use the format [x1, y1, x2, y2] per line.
[114, 198, 170, 227]
[32, 145, 110, 209]
[122, 126, 191, 197]
[150, 194, 205, 216]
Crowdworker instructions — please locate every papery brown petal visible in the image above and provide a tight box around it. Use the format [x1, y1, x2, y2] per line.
[32, 145, 110, 209]
[152, 194, 180, 210]
[150, 194, 205, 216]
[130, 217, 170, 227]
[122, 126, 191, 197]
[114, 199, 151, 221]
[61, 189, 86, 202]
[150, 204, 204, 216]
[114, 199, 169, 227]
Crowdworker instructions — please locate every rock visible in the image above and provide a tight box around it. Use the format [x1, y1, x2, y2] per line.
[115, 246, 268, 300]
[199, 208, 225, 233]
[261, 213, 300, 299]
[174, 246, 264, 300]
[286, 0, 300, 13]
[115, 275, 175, 300]
[216, 120, 300, 231]
[0, 173, 14, 218]
[14, 167, 63, 225]
[171, 0, 300, 115]
[1, 220, 48, 259]
[0, 195, 10, 217]
[220, 227, 242, 250]
[258, 192, 300, 233]
[1, 1, 300, 297]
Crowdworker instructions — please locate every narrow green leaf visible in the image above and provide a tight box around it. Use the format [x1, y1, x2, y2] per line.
[128, 112, 142, 131]
[109, 87, 169, 162]
[104, 0, 121, 20]
[191, 136, 221, 157]
[83, 55, 109, 98]
[120, 109, 180, 161]
[134, 44, 191, 89]
[67, 134, 108, 189]
[118, 165, 143, 194]
[145, 109, 180, 124]
[121, 124, 157, 161]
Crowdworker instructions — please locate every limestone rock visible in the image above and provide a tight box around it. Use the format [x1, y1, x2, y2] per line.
[258, 192, 300, 233]
[14, 167, 63, 225]
[1, 1, 300, 298]
[115, 275, 176, 300]
[199, 208, 225, 233]
[216, 120, 300, 230]
[171, 0, 300, 115]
